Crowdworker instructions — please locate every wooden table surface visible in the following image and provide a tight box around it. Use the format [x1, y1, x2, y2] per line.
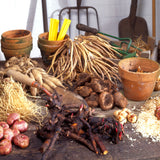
[0, 58, 160, 160]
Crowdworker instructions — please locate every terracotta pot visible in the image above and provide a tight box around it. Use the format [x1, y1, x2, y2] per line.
[1, 29, 32, 60]
[1, 38, 32, 49]
[1, 45, 32, 60]
[38, 32, 69, 65]
[118, 57, 160, 101]
[1, 30, 31, 43]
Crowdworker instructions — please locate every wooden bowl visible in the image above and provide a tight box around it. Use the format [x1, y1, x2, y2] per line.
[118, 57, 160, 101]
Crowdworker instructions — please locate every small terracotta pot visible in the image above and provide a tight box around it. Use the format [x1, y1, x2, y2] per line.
[38, 32, 69, 65]
[1, 30, 31, 43]
[1, 38, 32, 49]
[118, 57, 160, 101]
[1, 45, 32, 60]
[1, 29, 32, 60]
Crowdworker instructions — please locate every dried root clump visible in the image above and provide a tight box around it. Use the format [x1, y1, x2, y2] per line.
[0, 78, 48, 125]
[74, 73, 128, 111]
[4, 56, 65, 96]
[48, 35, 122, 84]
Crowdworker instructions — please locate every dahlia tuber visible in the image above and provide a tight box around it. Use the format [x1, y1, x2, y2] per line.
[76, 86, 93, 97]
[99, 92, 114, 110]
[88, 78, 111, 93]
[85, 92, 99, 108]
[113, 91, 128, 108]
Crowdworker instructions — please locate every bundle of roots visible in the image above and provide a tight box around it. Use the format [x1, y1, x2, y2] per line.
[37, 90, 123, 160]
[48, 35, 122, 84]
[0, 78, 48, 125]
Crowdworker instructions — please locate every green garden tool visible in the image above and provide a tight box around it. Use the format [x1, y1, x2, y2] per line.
[76, 24, 141, 58]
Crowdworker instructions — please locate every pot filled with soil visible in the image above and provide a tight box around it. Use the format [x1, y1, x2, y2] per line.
[118, 57, 160, 101]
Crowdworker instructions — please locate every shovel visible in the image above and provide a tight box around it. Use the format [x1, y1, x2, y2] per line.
[119, 0, 148, 42]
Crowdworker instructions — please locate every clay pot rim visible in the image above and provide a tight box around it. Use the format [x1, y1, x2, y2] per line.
[38, 32, 69, 44]
[1, 29, 31, 40]
[118, 57, 160, 76]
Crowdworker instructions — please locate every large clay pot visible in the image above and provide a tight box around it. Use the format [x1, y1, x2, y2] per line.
[1, 29, 32, 60]
[118, 57, 160, 101]
[38, 32, 69, 65]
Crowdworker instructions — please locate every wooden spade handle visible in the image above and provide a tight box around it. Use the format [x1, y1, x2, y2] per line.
[129, 0, 137, 26]
[76, 24, 98, 34]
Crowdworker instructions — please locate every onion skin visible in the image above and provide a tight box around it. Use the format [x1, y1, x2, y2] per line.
[0, 139, 12, 155]
[7, 113, 20, 126]
[12, 120, 28, 132]
[3, 128, 14, 141]
[0, 122, 9, 130]
[13, 134, 29, 148]
[0, 126, 3, 140]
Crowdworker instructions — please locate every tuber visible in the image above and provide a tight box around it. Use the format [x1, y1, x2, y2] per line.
[127, 113, 137, 123]
[12, 128, 20, 137]
[75, 72, 91, 87]
[7, 113, 20, 126]
[89, 78, 111, 93]
[29, 72, 38, 96]
[85, 92, 99, 108]
[12, 120, 28, 133]
[42, 74, 65, 88]
[13, 134, 29, 148]
[0, 122, 9, 130]
[154, 81, 160, 91]
[0, 139, 12, 155]
[113, 91, 128, 108]
[99, 92, 114, 111]
[76, 86, 93, 97]
[0, 126, 3, 140]
[31, 68, 43, 85]
[3, 128, 14, 141]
